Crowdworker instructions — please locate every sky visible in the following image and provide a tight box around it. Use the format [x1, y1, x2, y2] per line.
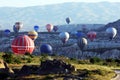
[0, 0, 120, 7]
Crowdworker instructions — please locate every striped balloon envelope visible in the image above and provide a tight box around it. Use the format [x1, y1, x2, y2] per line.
[11, 35, 35, 55]
[28, 31, 38, 41]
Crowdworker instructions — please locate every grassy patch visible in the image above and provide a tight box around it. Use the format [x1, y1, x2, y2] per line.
[0, 53, 116, 80]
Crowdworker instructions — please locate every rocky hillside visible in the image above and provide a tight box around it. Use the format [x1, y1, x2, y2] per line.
[97, 19, 120, 36]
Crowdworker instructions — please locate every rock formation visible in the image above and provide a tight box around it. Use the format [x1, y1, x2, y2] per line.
[0, 59, 14, 79]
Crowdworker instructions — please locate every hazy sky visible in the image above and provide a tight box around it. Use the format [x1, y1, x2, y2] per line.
[0, 0, 119, 7]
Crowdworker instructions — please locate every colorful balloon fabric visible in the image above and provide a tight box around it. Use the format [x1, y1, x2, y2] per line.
[4, 29, 11, 36]
[53, 26, 58, 32]
[106, 27, 117, 40]
[77, 38, 87, 51]
[46, 24, 53, 32]
[40, 44, 52, 54]
[59, 32, 70, 44]
[71, 31, 77, 36]
[66, 17, 71, 24]
[28, 31, 38, 40]
[76, 32, 85, 38]
[34, 25, 39, 32]
[14, 22, 23, 31]
[87, 31, 96, 41]
[11, 35, 35, 54]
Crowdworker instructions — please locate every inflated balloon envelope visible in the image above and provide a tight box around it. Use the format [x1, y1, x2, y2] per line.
[53, 26, 58, 32]
[46, 24, 53, 32]
[11, 35, 35, 55]
[77, 37, 88, 51]
[4, 29, 11, 36]
[66, 17, 71, 24]
[28, 31, 38, 41]
[34, 25, 39, 32]
[59, 32, 70, 44]
[106, 27, 117, 40]
[40, 44, 52, 54]
[15, 22, 23, 30]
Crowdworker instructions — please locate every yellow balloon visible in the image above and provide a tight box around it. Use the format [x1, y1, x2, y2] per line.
[28, 31, 38, 40]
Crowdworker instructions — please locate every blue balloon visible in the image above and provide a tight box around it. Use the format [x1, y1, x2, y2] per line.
[4, 29, 11, 35]
[34, 25, 39, 32]
[76, 32, 85, 38]
[40, 44, 52, 54]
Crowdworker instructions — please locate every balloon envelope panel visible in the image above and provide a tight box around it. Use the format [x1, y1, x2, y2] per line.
[34, 25, 39, 32]
[53, 26, 58, 32]
[15, 22, 23, 31]
[28, 31, 38, 40]
[77, 38, 87, 50]
[46, 24, 53, 32]
[87, 31, 96, 41]
[66, 17, 71, 24]
[59, 32, 70, 43]
[40, 44, 52, 54]
[11, 35, 35, 54]
[106, 27, 117, 39]
[4, 29, 11, 35]
[76, 32, 85, 38]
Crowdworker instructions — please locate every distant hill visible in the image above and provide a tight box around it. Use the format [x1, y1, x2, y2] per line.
[0, 2, 120, 31]
[97, 19, 120, 32]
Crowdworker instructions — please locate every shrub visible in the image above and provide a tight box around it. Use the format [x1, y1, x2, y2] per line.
[78, 60, 90, 64]
[51, 53, 57, 56]
[93, 69, 106, 76]
[25, 52, 34, 58]
[115, 59, 120, 63]
[14, 58, 21, 64]
[90, 57, 102, 64]
[106, 58, 115, 62]
[70, 58, 77, 62]
[25, 52, 31, 55]
[41, 53, 48, 57]
[2, 53, 13, 63]
[40, 53, 49, 61]
[27, 58, 32, 63]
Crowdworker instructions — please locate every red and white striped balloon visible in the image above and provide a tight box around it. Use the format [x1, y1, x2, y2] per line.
[11, 35, 35, 54]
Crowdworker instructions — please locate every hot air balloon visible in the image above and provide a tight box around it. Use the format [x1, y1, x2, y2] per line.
[76, 31, 85, 38]
[106, 27, 117, 40]
[66, 17, 71, 24]
[53, 26, 58, 32]
[59, 32, 70, 44]
[14, 22, 23, 32]
[4, 29, 11, 36]
[40, 44, 52, 54]
[34, 25, 39, 32]
[71, 31, 77, 36]
[46, 24, 53, 32]
[87, 31, 96, 41]
[11, 35, 35, 55]
[77, 38, 87, 52]
[28, 31, 38, 41]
